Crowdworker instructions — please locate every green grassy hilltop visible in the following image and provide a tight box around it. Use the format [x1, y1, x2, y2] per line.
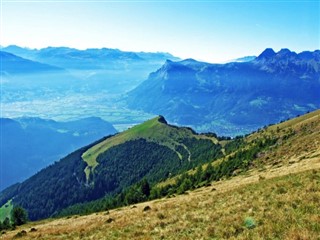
[82, 116, 217, 180]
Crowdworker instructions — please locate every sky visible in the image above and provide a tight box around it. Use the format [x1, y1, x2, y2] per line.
[0, 0, 319, 63]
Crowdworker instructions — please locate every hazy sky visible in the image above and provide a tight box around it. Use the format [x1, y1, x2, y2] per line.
[1, 0, 319, 62]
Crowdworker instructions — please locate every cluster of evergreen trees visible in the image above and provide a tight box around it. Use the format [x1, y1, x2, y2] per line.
[56, 179, 152, 217]
[57, 135, 278, 217]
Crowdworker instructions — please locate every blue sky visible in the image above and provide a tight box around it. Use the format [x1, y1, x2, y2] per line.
[1, 0, 319, 62]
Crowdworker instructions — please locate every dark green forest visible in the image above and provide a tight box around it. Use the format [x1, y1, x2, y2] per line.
[56, 134, 279, 217]
[0, 130, 221, 220]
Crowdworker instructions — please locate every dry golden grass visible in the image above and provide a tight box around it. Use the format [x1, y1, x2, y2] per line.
[251, 110, 320, 170]
[158, 110, 320, 188]
[247, 109, 320, 140]
[2, 154, 319, 240]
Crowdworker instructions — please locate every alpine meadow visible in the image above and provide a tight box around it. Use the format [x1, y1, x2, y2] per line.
[0, 1, 319, 240]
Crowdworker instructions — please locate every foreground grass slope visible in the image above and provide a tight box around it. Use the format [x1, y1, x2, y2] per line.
[2, 165, 319, 239]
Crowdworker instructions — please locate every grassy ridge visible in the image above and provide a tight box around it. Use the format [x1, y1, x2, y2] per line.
[158, 109, 320, 188]
[247, 109, 320, 141]
[82, 116, 217, 181]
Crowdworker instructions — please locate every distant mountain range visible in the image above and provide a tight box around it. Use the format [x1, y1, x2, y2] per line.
[2, 45, 180, 93]
[0, 117, 117, 190]
[2, 45, 179, 70]
[126, 48, 320, 136]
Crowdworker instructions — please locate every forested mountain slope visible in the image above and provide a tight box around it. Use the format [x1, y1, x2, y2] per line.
[0, 116, 221, 220]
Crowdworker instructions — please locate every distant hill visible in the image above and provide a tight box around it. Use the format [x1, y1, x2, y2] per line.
[0, 50, 81, 90]
[0, 116, 220, 220]
[231, 55, 256, 62]
[0, 51, 63, 75]
[0, 117, 117, 190]
[126, 48, 320, 136]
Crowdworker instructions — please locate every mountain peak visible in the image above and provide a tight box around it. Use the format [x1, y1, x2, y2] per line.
[164, 59, 173, 64]
[255, 48, 300, 63]
[278, 48, 291, 54]
[257, 48, 276, 59]
[3, 45, 32, 51]
[277, 48, 297, 57]
[159, 59, 175, 72]
[158, 115, 168, 124]
[181, 58, 198, 63]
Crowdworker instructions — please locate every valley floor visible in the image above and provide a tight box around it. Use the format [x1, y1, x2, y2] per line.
[2, 153, 319, 240]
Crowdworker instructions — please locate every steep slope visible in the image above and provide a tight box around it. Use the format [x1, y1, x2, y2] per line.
[0, 117, 221, 220]
[1, 110, 319, 240]
[160, 109, 320, 188]
[0, 117, 117, 190]
[127, 49, 320, 136]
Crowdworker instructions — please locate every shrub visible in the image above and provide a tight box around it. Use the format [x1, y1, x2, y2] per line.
[11, 207, 28, 226]
[244, 217, 256, 229]
[143, 206, 151, 212]
[13, 230, 27, 238]
[157, 213, 165, 220]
